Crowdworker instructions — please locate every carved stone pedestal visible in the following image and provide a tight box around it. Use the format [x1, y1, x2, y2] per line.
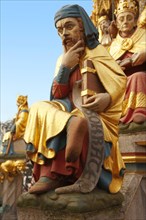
[17, 189, 124, 220]
[118, 128, 146, 220]
[16, 173, 144, 220]
[0, 153, 27, 220]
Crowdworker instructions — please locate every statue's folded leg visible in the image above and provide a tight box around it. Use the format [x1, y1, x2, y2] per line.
[55, 109, 105, 194]
[65, 116, 88, 162]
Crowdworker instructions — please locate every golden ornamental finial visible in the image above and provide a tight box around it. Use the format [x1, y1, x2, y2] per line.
[137, 6, 146, 28]
[0, 159, 26, 182]
[16, 95, 28, 106]
[114, 0, 138, 16]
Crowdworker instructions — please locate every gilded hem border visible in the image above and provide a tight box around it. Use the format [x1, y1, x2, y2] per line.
[122, 155, 146, 163]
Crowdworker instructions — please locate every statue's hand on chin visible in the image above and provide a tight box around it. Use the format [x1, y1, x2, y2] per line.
[62, 40, 85, 69]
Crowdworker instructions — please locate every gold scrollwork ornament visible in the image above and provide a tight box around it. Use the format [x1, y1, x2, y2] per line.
[121, 38, 134, 50]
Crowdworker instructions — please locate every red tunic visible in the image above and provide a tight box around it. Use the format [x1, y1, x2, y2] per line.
[120, 52, 146, 124]
[33, 68, 88, 182]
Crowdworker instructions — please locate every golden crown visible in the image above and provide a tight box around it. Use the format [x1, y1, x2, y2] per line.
[114, 0, 138, 16]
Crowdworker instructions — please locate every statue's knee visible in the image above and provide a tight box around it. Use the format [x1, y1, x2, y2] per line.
[78, 117, 88, 131]
[70, 117, 88, 132]
[133, 115, 146, 124]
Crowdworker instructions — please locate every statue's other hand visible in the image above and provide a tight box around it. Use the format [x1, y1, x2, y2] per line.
[82, 93, 111, 112]
[131, 51, 146, 66]
[117, 58, 131, 69]
[108, 20, 118, 38]
[116, 60, 125, 70]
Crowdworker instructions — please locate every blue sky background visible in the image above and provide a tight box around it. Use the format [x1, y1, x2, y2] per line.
[1, 0, 93, 122]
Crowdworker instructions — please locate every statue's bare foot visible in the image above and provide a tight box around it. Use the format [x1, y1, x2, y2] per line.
[55, 179, 93, 194]
[55, 183, 81, 194]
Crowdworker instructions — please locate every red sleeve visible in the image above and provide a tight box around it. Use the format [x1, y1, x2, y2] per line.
[51, 80, 70, 99]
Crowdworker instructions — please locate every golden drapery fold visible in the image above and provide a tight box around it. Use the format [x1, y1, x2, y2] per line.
[3, 107, 29, 143]
[109, 28, 146, 60]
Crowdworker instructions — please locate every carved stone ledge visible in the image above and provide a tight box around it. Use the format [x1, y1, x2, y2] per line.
[119, 130, 146, 164]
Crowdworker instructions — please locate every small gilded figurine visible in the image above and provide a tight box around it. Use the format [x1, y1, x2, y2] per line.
[2, 95, 29, 154]
[98, 15, 113, 46]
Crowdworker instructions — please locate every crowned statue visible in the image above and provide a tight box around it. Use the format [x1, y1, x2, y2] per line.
[109, 0, 146, 128]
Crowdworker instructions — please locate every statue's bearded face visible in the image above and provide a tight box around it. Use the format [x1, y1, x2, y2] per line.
[100, 19, 110, 33]
[56, 17, 85, 51]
